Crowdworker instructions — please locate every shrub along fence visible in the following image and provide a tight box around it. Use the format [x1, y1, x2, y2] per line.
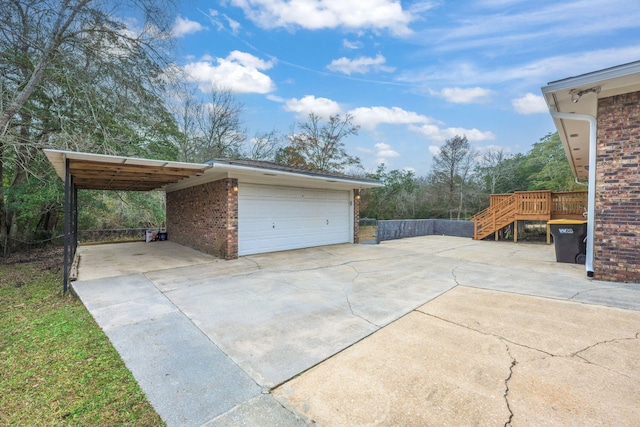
[376, 219, 474, 243]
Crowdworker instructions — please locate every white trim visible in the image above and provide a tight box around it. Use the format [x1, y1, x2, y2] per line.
[549, 112, 596, 276]
[542, 60, 640, 93]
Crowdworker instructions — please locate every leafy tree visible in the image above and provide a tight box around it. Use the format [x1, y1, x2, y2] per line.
[0, 0, 177, 250]
[525, 132, 581, 191]
[278, 113, 361, 172]
[360, 164, 420, 219]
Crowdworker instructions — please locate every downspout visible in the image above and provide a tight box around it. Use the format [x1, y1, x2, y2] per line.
[549, 112, 597, 277]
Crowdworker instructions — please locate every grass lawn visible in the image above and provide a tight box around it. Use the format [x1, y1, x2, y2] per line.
[0, 247, 164, 426]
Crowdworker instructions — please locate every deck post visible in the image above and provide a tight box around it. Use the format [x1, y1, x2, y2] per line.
[514, 220, 518, 243]
[546, 223, 551, 244]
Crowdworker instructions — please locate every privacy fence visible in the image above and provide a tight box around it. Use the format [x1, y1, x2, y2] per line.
[375, 219, 474, 243]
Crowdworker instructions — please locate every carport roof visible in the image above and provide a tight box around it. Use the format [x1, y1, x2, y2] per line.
[45, 150, 211, 191]
[45, 149, 382, 192]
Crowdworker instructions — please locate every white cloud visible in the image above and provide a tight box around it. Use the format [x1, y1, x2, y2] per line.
[283, 95, 342, 118]
[512, 93, 548, 115]
[428, 145, 441, 156]
[327, 54, 395, 75]
[227, 0, 414, 35]
[410, 124, 495, 143]
[266, 94, 285, 103]
[423, 0, 640, 53]
[375, 142, 400, 163]
[209, 9, 242, 34]
[183, 51, 275, 94]
[431, 87, 493, 104]
[343, 39, 364, 49]
[400, 46, 640, 88]
[225, 15, 242, 34]
[172, 16, 206, 37]
[348, 106, 434, 131]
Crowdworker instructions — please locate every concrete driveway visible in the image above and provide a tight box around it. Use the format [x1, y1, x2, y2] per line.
[72, 237, 640, 426]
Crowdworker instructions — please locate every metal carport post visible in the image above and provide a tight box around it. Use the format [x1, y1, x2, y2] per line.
[63, 158, 78, 294]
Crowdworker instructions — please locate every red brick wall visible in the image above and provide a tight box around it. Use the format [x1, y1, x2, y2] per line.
[166, 178, 238, 260]
[353, 189, 360, 244]
[594, 91, 640, 283]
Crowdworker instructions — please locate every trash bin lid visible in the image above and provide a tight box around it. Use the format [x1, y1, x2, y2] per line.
[547, 219, 588, 224]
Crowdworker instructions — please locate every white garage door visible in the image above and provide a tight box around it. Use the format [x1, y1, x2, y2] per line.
[238, 183, 351, 256]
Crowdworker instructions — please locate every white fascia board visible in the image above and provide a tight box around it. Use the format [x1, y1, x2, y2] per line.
[542, 60, 640, 95]
[167, 162, 382, 192]
[218, 162, 382, 188]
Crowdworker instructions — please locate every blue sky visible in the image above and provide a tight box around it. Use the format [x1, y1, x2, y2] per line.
[166, 0, 640, 175]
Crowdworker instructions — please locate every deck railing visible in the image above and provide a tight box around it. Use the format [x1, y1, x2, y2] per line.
[473, 190, 587, 241]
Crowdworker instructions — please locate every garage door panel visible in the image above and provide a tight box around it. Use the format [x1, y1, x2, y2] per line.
[238, 183, 350, 256]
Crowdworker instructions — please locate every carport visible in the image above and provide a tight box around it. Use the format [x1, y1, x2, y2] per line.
[44, 149, 211, 292]
[45, 149, 381, 292]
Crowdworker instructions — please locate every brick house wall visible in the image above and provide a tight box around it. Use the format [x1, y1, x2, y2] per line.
[166, 178, 238, 260]
[353, 189, 360, 244]
[594, 91, 640, 283]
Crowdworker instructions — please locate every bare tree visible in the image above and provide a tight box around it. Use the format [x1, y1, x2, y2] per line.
[195, 86, 246, 161]
[248, 130, 282, 161]
[281, 113, 360, 172]
[429, 135, 478, 219]
[167, 88, 204, 162]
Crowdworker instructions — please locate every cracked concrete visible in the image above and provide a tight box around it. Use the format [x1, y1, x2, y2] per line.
[73, 237, 640, 426]
[502, 343, 517, 427]
[274, 286, 640, 426]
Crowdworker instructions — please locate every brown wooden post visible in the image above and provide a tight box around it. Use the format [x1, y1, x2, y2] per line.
[514, 220, 518, 243]
[546, 223, 551, 245]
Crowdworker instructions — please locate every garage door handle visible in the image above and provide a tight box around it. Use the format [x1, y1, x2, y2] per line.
[326, 219, 329, 225]
[272, 222, 275, 229]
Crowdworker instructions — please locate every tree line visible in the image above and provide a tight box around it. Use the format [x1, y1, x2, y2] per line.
[359, 132, 583, 221]
[0, 0, 580, 252]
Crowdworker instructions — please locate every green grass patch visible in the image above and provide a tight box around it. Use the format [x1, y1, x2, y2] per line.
[0, 248, 164, 426]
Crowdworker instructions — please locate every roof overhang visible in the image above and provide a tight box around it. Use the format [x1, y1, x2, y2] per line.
[541, 60, 640, 181]
[45, 150, 382, 192]
[45, 150, 211, 191]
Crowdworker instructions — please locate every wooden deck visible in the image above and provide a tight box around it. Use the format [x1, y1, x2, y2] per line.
[472, 191, 588, 242]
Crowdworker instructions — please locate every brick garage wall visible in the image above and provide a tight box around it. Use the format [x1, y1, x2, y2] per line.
[594, 91, 640, 283]
[353, 189, 360, 244]
[166, 178, 238, 260]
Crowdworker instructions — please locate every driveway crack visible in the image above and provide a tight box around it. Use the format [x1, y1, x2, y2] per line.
[415, 310, 556, 358]
[572, 332, 640, 380]
[343, 265, 380, 328]
[502, 341, 517, 427]
[451, 267, 461, 286]
[573, 331, 640, 357]
[568, 286, 616, 300]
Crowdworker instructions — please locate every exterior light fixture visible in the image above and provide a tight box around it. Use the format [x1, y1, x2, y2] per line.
[233, 185, 238, 192]
[569, 86, 601, 103]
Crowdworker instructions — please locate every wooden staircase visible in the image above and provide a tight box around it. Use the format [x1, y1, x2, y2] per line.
[472, 191, 588, 241]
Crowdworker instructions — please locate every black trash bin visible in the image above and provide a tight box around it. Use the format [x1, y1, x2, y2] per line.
[548, 219, 587, 264]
